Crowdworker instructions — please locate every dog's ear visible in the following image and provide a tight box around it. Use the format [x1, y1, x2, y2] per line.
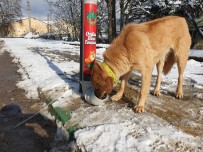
[91, 61, 100, 76]
[91, 61, 102, 87]
[91, 61, 113, 94]
[105, 76, 113, 93]
[93, 61, 101, 69]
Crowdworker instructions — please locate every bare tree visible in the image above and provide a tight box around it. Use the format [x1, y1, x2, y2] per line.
[46, 0, 111, 42]
[0, 0, 22, 37]
[105, 0, 116, 43]
[97, 0, 108, 43]
[120, 0, 133, 29]
[128, 0, 203, 23]
[129, 0, 203, 46]
[46, 0, 81, 40]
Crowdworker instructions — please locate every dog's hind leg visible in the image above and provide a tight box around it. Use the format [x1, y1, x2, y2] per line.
[111, 71, 132, 102]
[175, 40, 190, 98]
[153, 60, 164, 96]
[134, 67, 153, 113]
[176, 55, 189, 98]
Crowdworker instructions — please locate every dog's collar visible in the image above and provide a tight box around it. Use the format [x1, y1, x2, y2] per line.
[101, 61, 119, 84]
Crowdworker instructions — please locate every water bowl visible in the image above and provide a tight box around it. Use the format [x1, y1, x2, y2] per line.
[84, 87, 109, 106]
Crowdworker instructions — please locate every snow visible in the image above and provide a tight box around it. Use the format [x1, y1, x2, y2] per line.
[75, 118, 201, 152]
[190, 49, 203, 58]
[3, 38, 80, 102]
[1, 38, 203, 151]
[70, 100, 202, 152]
[154, 58, 203, 90]
[24, 32, 39, 39]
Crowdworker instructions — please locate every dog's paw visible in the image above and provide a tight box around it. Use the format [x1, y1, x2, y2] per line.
[134, 105, 145, 113]
[153, 89, 160, 96]
[110, 95, 122, 102]
[176, 92, 183, 99]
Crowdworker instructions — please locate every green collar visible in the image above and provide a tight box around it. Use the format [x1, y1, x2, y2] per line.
[101, 61, 119, 84]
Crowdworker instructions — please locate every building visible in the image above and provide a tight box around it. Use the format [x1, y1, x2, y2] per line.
[49, 20, 75, 39]
[6, 17, 48, 37]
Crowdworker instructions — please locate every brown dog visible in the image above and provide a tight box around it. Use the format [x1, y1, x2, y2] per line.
[91, 16, 191, 112]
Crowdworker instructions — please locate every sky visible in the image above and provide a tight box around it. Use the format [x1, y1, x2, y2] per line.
[1, 38, 203, 151]
[22, 0, 50, 21]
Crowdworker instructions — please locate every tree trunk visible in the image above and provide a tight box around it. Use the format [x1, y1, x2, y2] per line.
[112, 0, 116, 38]
[105, 0, 113, 43]
[120, 0, 125, 30]
[70, 3, 77, 40]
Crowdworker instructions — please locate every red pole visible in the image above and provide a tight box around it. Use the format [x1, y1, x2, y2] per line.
[80, 0, 97, 92]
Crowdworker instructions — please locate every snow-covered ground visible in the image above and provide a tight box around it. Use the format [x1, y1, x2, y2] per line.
[1, 38, 203, 151]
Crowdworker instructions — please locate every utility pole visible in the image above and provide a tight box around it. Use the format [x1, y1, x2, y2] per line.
[27, 0, 31, 33]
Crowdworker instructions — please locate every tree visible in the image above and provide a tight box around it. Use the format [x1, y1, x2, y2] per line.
[46, 0, 203, 45]
[105, 0, 116, 43]
[128, 0, 203, 46]
[97, 0, 108, 43]
[46, 0, 81, 40]
[120, 0, 133, 30]
[0, 0, 22, 37]
[46, 0, 112, 42]
[120, 0, 202, 25]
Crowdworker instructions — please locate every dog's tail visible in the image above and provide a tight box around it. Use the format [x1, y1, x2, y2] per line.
[163, 51, 175, 75]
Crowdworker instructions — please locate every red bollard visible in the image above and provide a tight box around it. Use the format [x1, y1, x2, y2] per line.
[80, 0, 97, 93]
[80, 1, 109, 105]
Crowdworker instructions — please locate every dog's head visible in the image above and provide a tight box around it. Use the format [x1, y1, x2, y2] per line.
[91, 61, 114, 99]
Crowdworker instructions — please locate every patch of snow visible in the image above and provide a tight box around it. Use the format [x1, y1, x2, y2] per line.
[74, 105, 202, 152]
[190, 49, 203, 58]
[24, 32, 39, 39]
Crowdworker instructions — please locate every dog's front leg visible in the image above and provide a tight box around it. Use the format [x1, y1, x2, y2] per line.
[135, 69, 152, 113]
[111, 71, 132, 102]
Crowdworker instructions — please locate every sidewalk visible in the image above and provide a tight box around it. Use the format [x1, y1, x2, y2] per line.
[0, 41, 56, 152]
